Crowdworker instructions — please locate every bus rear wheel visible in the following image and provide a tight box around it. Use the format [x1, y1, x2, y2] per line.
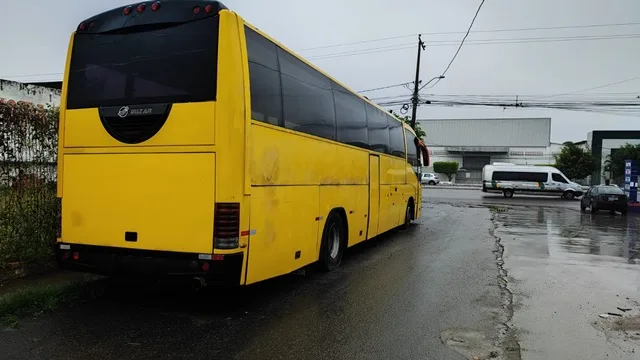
[503, 189, 514, 198]
[319, 211, 346, 272]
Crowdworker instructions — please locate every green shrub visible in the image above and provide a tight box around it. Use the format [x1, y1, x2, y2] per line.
[433, 161, 459, 181]
[0, 187, 59, 267]
[0, 102, 60, 269]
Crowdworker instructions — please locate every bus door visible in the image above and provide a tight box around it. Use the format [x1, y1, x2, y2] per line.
[367, 155, 380, 239]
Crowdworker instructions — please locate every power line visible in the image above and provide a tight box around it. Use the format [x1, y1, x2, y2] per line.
[307, 33, 640, 61]
[531, 75, 640, 99]
[425, 0, 486, 90]
[297, 21, 640, 52]
[358, 82, 413, 93]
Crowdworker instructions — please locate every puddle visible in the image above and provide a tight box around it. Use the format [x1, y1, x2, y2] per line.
[494, 208, 640, 264]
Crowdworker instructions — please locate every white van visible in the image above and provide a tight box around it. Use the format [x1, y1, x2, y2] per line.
[482, 163, 584, 199]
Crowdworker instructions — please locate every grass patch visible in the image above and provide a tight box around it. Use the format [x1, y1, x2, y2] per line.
[0, 278, 103, 326]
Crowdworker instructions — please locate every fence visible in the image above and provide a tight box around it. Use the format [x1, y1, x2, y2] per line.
[0, 101, 59, 275]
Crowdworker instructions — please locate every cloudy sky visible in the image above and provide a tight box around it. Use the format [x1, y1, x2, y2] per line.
[1, 0, 638, 143]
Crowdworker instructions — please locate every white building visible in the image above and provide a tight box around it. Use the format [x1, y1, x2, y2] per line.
[0, 79, 61, 106]
[418, 117, 560, 184]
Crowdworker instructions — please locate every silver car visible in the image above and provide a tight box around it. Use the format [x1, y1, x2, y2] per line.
[421, 173, 440, 185]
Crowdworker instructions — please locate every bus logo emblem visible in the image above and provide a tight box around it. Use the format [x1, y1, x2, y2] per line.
[118, 106, 130, 118]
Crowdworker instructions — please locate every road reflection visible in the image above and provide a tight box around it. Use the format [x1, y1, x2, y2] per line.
[495, 208, 640, 265]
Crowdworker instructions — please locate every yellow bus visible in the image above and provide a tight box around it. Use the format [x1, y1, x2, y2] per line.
[55, 0, 428, 286]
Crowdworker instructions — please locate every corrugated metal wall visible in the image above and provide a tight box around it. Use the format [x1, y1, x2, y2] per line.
[418, 118, 551, 147]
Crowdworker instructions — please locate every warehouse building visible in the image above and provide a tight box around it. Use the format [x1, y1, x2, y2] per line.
[418, 117, 559, 184]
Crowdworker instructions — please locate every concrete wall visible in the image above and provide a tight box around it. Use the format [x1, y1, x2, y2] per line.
[0, 79, 61, 106]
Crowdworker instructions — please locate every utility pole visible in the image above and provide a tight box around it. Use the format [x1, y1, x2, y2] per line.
[410, 34, 426, 129]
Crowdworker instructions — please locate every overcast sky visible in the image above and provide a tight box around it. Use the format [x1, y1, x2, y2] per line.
[1, 0, 638, 143]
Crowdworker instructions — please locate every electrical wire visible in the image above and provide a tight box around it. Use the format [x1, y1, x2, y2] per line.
[437, 0, 486, 79]
[358, 82, 413, 93]
[297, 21, 640, 52]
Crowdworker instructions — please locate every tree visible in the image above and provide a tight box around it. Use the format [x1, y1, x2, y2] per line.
[554, 142, 596, 181]
[389, 110, 425, 140]
[604, 143, 640, 181]
[433, 161, 459, 181]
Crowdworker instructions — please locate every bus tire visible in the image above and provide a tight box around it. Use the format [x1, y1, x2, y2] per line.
[401, 198, 414, 230]
[503, 189, 514, 198]
[319, 211, 346, 272]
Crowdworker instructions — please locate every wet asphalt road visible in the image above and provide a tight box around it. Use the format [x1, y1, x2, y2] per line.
[2, 187, 640, 359]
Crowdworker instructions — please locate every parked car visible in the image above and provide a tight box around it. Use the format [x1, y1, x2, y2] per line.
[421, 173, 440, 185]
[580, 185, 628, 215]
[482, 163, 583, 199]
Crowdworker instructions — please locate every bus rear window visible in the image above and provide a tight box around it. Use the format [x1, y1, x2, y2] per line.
[67, 16, 219, 109]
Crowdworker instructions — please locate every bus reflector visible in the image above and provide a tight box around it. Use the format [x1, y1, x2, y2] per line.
[136, 3, 145, 13]
[193, 6, 201, 14]
[78, 23, 87, 30]
[204, 4, 214, 13]
[151, 2, 160, 11]
[73, 252, 80, 260]
[123, 6, 132, 15]
[214, 203, 240, 249]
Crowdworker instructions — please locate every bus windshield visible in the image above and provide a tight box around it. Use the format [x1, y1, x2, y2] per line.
[66, 16, 219, 109]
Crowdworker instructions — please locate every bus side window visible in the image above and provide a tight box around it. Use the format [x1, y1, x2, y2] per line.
[278, 48, 336, 141]
[333, 82, 368, 149]
[388, 117, 405, 159]
[245, 27, 282, 126]
[365, 104, 390, 154]
[405, 129, 419, 166]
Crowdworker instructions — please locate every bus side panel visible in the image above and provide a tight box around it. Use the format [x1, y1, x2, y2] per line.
[318, 185, 369, 249]
[246, 186, 319, 284]
[250, 124, 368, 186]
[378, 156, 406, 233]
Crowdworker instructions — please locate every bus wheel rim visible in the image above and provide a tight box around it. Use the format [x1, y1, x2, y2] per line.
[329, 223, 340, 259]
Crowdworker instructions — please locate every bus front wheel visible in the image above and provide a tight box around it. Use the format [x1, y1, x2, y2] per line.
[503, 189, 514, 198]
[319, 211, 346, 272]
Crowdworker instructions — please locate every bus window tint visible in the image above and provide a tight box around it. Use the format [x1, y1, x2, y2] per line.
[278, 49, 336, 140]
[333, 82, 368, 149]
[246, 27, 282, 126]
[388, 118, 406, 158]
[67, 16, 219, 109]
[365, 104, 390, 154]
[405, 129, 419, 166]
[492, 171, 548, 182]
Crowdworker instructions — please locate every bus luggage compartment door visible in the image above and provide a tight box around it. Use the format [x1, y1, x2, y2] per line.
[61, 153, 215, 254]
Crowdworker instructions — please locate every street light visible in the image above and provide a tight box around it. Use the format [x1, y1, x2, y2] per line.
[418, 75, 445, 92]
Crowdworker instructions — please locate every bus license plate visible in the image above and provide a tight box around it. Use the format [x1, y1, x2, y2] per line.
[608, 196, 618, 201]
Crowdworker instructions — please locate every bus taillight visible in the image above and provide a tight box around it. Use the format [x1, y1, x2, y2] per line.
[136, 3, 146, 13]
[123, 6, 132, 15]
[214, 203, 240, 249]
[192, 6, 201, 15]
[204, 4, 214, 13]
[151, 2, 160, 11]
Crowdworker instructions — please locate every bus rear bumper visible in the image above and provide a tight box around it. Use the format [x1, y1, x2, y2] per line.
[55, 243, 243, 285]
